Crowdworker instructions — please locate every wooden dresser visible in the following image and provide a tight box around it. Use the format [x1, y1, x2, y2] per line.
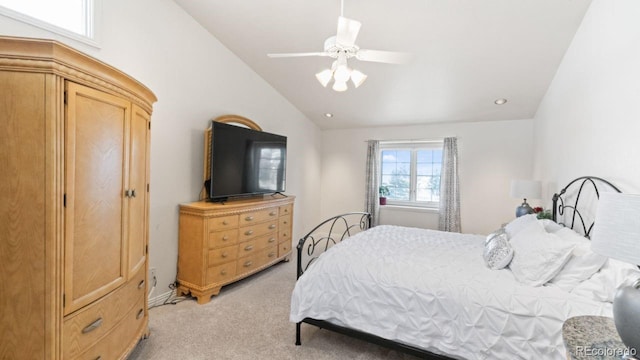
[177, 195, 294, 304]
[0, 36, 155, 359]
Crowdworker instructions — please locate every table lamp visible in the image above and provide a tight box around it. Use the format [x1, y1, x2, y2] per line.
[510, 180, 541, 217]
[591, 192, 640, 357]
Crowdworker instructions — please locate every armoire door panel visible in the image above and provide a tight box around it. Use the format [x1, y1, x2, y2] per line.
[0, 71, 47, 359]
[127, 105, 149, 277]
[64, 82, 131, 315]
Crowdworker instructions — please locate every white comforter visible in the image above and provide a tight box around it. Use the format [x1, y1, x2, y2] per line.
[290, 225, 612, 359]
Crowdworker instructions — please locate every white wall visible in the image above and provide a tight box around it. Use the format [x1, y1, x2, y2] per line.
[0, 0, 322, 294]
[321, 119, 535, 235]
[533, 0, 640, 196]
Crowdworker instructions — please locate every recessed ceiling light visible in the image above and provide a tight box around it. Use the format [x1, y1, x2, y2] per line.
[494, 98, 507, 105]
[324, 113, 334, 118]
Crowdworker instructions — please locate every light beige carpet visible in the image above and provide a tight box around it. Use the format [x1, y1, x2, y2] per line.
[128, 258, 420, 360]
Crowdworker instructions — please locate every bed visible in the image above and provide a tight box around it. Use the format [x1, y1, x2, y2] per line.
[290, 176, 640, 359]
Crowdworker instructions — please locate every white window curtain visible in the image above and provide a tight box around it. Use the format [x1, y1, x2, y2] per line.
[365, 140, 380, 226]
[438, 137, 461, 232]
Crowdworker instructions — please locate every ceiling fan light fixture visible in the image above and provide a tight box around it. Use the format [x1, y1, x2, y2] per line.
[332, 80, 348, 92]
[350, 69, 367, 88]
[315, 69, 333, 87]
[333, 65, 351, 83]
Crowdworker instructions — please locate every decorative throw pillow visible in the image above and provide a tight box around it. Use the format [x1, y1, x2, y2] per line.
[504, 214, 538, 238]
[485, 227, 506, 245]
[483, 233, 513, 270]
[547, 228, 607, 292]
[508, 221, 576, 286]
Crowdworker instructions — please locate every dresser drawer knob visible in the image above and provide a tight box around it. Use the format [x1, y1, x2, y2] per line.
[283, 220, 288, 225]
[221, 269, 227, 275]
[269, 211, 277, 216]
[244, 261, 253, 267]
[222, 235, 229, 241]
[268, 237, 275, 243]
[245, 230, 254, 236]
[245, 216, 254, 221]
[282, 233, 287, 237]
[222, 220, 229, 225]
[82, 318, 103, 334]
[94, 356, 102, 360]
[268, 252, 276, 258]
[268, 224, 276, 230]
[137, 279, 145, 289]
[244, 245, 254, 251]
[284, 209, 289, 213]
[136, 309, 144, 320]
[222, 252, 228, 258]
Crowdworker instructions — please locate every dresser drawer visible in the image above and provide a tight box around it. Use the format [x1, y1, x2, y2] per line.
[206, 262, 237, 284]
[240, 207, 279, 225]
[239, 220, 278, 242]
[63, 268, 146, 359]
[208, 214, 239, 230]
[278, 227, 292, 244]
[208, 229, 239, 249]
[279, 242, 291, 257]
[279, 214, 292, 229]
[279, 204, 293, 217]
[237, 246, 278, 274]
[73, 296, 146, 360]
[208, 244, 238, 267]
[237, 233, 278, 257]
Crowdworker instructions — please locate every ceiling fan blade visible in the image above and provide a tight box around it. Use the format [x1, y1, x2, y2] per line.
[355, 49, 412, 64]
[336, 16, 361, 47]
[267, 52, 331, 58]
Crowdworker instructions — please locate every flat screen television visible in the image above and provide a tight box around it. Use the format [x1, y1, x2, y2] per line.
[208, 121, 287, 201]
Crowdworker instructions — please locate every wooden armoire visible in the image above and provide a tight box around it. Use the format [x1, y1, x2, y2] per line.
[0, 36, 156, 359]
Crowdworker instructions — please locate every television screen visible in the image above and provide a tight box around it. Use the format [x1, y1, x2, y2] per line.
[209, 121, 287, 200]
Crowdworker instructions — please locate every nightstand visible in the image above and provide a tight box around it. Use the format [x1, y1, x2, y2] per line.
[562, 316, 637, 359]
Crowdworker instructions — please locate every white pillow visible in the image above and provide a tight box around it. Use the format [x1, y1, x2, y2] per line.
[539, 219, 563, 233]
[483, 233, 513, 270]
[508, 221, 576, 287]
[571, 258, 640, 303]
[504, 214, 538, 238]
[547, 228, 607, 292]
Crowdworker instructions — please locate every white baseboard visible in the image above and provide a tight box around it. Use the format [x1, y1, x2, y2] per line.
[148, 289, 175, 308]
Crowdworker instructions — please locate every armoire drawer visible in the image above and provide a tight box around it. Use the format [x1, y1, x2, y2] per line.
[73, 296, 146, 360]
[63, 267, 146, 359]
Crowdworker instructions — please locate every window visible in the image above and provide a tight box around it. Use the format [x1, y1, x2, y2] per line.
[0, 0, 97, 45]
[380, 142, 443, 207]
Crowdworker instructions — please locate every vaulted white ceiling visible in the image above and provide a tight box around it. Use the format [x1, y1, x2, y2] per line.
[174, 0, 592, 129]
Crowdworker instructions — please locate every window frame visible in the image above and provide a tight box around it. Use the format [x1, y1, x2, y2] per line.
[0, 0, 101, 47]
[379, 141, 443, 209]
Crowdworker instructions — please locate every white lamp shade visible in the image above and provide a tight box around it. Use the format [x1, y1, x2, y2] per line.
[510, 180, 542, 199]
[315, 69, 333, 87]
[591, 192, 640, 265]
[332, 80, 348, 92]
[350, 69, 367, 88]
[333, 65, 351, 83]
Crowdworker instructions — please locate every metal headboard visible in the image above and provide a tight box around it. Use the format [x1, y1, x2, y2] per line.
[552, 176, 621, 238]
[296, 212, 371, 279]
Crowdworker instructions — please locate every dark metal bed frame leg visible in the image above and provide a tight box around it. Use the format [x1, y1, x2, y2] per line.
[295, 322, 301, 345]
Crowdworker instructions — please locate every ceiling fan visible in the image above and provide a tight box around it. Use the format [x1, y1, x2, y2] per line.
[267, 1, 410, 92]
